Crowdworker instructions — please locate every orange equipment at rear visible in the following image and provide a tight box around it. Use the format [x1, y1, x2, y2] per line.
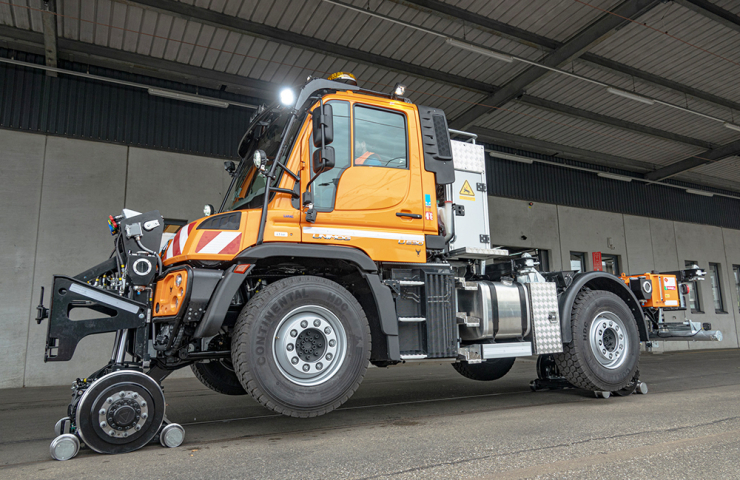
[619, 272, 681, 309]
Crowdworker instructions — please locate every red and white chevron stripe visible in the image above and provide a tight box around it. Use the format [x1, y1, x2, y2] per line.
[195, 231, 242, 255]
[164, 222, 195, 260]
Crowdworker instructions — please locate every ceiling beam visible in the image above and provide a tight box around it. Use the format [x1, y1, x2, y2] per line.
[675, 0, 740, 35]
[645, 139, 740, 181]
[517, 95, 715, 149]
[0, 26, 277, 99]
[125, 0, 495, 94]
[396, 0, 740, 114]
[41, 0, 57, 77]
[467, 126, 656, 172]
[470, 126, 740, 193]
[449, 0, 661, 129]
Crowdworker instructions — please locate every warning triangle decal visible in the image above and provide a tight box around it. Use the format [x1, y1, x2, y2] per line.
[459, 180, 476, 198]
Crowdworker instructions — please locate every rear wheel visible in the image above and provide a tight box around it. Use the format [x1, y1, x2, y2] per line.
[191, 336, 246, 396]
[554, 289, 640, 392]
[231, 276, 371, 418]
[452, 357, 516, 381]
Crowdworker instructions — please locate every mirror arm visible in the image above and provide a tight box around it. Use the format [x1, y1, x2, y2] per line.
[271, 187, 300, 198]
[275, 162, 300, 182]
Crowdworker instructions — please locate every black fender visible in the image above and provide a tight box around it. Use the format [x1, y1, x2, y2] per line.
[558, 272, 648, 343]
[196, 244, 400, 360]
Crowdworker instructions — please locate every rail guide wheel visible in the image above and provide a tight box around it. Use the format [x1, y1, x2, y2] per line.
[74, 370, 167, 455]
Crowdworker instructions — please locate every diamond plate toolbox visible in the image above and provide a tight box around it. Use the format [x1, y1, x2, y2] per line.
[526, 282, 563, 354]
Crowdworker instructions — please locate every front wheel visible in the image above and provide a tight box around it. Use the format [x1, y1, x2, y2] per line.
[554, 289, 640, 392]
[231, 276, 371, 418]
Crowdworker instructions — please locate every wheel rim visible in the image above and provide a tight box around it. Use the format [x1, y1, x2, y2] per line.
[273, 305, 347, 387]
[589, 311, 629, 370]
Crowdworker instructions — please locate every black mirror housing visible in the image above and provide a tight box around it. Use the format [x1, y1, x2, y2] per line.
[312, 103, 333, 147]
[224, 161, 236, 176]
[312, 146, 335, 174]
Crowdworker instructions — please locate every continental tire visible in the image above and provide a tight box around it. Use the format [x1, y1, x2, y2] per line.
[554, 289, 640, 392]
[231, 276, 371, 418]
[452, 357, 516, 381]
[191, 360, 246, 396]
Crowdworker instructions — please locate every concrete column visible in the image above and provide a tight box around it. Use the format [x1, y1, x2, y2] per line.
[0, 130, 48, 388]
[24, 137, 128, 387]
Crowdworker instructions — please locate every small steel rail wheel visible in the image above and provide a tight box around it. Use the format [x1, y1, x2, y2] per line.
[160, 423, 185, 448]
[554, 290, 640, 392]
[452, 357, 516, 381]
[75, 370, 166, 454]
[50, 434, 80, 461]
[231, 276, 371, 418]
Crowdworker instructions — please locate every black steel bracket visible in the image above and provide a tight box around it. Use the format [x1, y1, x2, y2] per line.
[43, 276, 147, 362]
[476, 182, 487, 192]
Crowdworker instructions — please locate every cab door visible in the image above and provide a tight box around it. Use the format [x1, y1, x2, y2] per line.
[302, 99, 426, 263]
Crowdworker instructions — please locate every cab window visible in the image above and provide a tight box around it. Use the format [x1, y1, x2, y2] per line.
[353, 105, 407, 169]
[310, 100, 350, 211]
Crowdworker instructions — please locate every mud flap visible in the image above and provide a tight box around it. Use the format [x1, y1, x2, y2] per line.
[43, 276, 147, 362]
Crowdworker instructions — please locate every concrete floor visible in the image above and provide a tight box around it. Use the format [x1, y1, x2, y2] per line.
[1, 349, 739, 479]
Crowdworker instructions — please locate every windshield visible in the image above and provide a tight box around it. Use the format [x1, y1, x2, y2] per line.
[227, 108, 303, 211]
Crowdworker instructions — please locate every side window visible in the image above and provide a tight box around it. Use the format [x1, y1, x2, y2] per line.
[353, 105, 407, 169]
[311, 100, 350, 210]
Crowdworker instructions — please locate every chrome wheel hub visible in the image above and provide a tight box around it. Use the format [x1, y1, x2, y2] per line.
[273, 305, 346, 386]
[98, 390, 148, 438]
[589, 312, 629, 370]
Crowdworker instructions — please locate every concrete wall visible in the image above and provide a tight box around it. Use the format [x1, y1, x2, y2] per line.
[2, 127, 740, 386]
[1, 130, 230, 388]
[488, 197, 740, 353]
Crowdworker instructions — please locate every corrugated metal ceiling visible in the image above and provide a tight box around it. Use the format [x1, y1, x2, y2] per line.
[1, 0, 740, 191]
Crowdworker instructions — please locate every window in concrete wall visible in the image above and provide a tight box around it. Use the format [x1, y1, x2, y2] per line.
[601, 254, 620, 276]
[733, 265, 740, 313]
[570, 252, 586, 273]
[685, 260, 702, 313]
[708, 263, 725, 314]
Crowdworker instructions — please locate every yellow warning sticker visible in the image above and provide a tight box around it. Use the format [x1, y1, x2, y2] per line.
[459, 180, 476, 201]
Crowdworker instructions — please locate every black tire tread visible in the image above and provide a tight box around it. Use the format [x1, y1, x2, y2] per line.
[231, 276, 371, 418]
[554, 289, 637, 391]
[190, 361, 246, 396]
[452, 357, 516, 381]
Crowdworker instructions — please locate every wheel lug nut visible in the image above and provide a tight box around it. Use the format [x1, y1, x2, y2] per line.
[141, 413, 148, 419]
[324, 327, 331, 334]
[326, 353, 333, 360]
[602, 349, 606, 354]
[619, 334, 623, 339]
[290, 330, 298, 338]
[314, 319, 321, 327]
[106, 397, 113, 403]
[109, 430, 116, 436]
[119, 391, 126, 398]
[135, 425, 141, 431]
[292, 357, 299, 365]
[141, 401, 147, 407]
[132, 393, 138, 399]
[302, 364, 310, 372]
[329, 340, 336, 347]
[100, 421, 106, 428]
[316, 363, 323, 370]
[99, 409, 106, 415]
[287, 344, 294, 351]
[301, 320, 308, 328]
[598, 340, 602, 345]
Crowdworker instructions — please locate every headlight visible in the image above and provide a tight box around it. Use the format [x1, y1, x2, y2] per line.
[253, 150, 262, 169]
[280, 88, 295, 106]
[203, 204, 214, 216]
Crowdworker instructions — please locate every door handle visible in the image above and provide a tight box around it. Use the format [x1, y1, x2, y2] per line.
[396, 212, 422, 219]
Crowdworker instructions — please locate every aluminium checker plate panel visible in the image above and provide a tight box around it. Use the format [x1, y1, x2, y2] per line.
[526, 282, 563, 354]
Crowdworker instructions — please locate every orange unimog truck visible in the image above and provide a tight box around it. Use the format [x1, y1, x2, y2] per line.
[36, 73, 722, 460]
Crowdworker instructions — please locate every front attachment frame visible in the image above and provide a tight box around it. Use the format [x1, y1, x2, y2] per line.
[44, 275, 147, 362]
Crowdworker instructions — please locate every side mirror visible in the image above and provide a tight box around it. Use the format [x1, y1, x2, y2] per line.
[224, 161, 236, 177]
[312, 104, 333, 147]
[312, 146, 335, 174]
